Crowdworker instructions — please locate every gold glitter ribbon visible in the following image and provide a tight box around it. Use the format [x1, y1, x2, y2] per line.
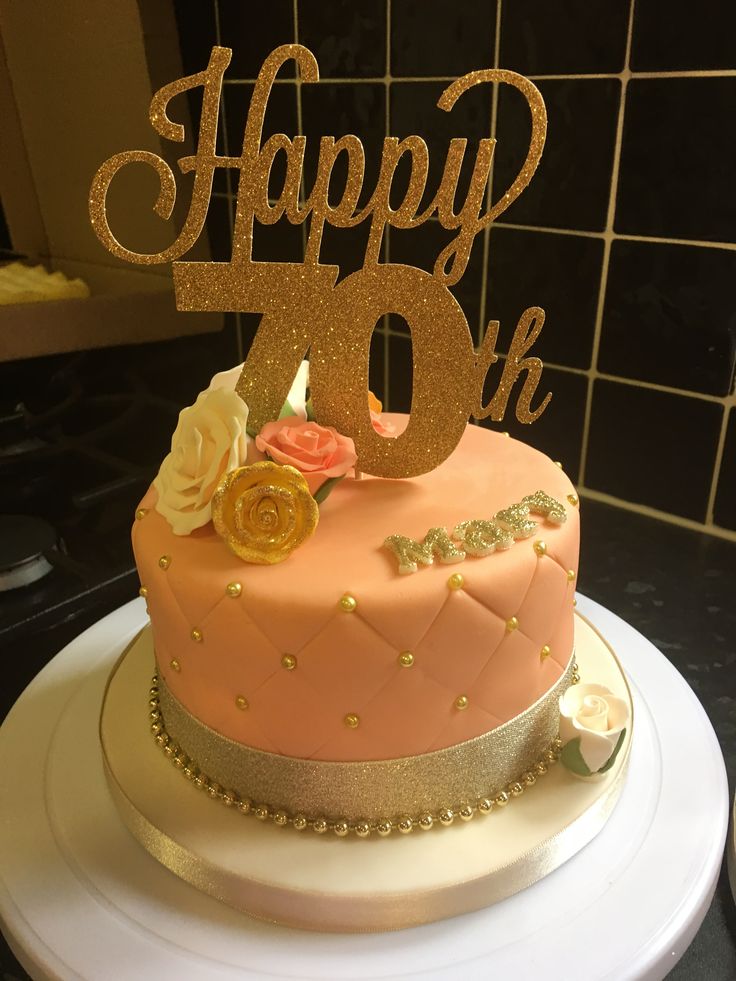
[157, 657, 577, 824]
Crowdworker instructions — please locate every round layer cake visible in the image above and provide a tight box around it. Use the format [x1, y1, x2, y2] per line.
[134, 421, 579, 780]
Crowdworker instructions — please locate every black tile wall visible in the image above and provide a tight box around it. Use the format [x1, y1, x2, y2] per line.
[164, 1, 736, 538]
[599, 240, 736, 396]
[299, 0, 386, 78]
[486, 226, 603, 369]
[174, 0, 216, 76]
[300, 83, 385, 209]
[391, 0, 496, 78]
[587, 380, 723, 521]
[616, 78, 736, 242]
[479, 367, 588, 483]
[631, 0, 736, 72]
[500, 0, 629, 75]
[218, 0, 295, 78]
[493, 79, 620, 231]
[714, 409, 736, 530]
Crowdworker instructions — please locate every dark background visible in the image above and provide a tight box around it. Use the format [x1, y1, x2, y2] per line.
[0, 2, 734, 979]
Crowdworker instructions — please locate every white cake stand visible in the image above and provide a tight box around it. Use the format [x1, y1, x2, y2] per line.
[0, 595, 729, 981]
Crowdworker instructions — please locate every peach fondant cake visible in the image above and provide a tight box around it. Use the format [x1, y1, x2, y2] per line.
[134, 364, 584, 834]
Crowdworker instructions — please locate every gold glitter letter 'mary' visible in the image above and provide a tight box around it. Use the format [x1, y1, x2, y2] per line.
[384, 528, 465, 575]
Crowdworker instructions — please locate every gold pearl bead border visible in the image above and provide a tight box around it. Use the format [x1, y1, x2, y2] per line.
[148, 664, 578, 838]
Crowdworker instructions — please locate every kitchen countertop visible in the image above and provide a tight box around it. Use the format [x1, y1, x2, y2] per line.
[1, 498, 734, 979]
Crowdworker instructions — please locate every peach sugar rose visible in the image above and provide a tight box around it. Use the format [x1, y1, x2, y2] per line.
[255, 418, 357, 495]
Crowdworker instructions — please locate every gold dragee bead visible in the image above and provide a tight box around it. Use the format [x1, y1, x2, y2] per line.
[182, 766, 195, 780]
[543, 748, 558, 764]
[207, 782, 221, 798]
[458, 804, 474, 821]
[344, 713, 360, 729]
[190, 628, 203, 643]
[567, 492, 579, 507]
[554, 460, 563, 468]
[158, 554, 171, 570]
[509, 782, 524, 797]
[226, 581, 242, 598]
[339, 593, 357, 612]
[535, 761, 548, 776]
[495, 791, 510, 807]
[376, 820, 393, 836]
[573, 597, 578, 607]
[397, 816, 413, 834]
[522, 771, 536, 787]
[293, 814, 308, 831]
[438, 808, 454, 826]
[398, 650, 414, 667]
[238, 799, 252, 815]
[235, 695, 248, 710]
[478, 797, 494, 814]
[170, 659, 181, 672]
[281, 653, 297, 670]
[506, 616, 519, 632]
[138, 585, 148, 598]
[552, 737, 563, 751]
[419, 813, 434, 830]
[135, 507, 149, 521]
[447, 572, 465, 590]
[222, 792, 236, 807]
[273, 810, 289, 827]
[502, 431, 510, 437]
[540, 645, 551, 661]
[149, 709, 160, 721]
[355, 821, 371, 838]
[151, 722, 162, 734]
[334, 820, 349, 837]
[254, 805, 269, 821]
[193, 773, 206, 788]
[313, 818, 328, 834]
[454, 694, 469, 711]
[533, 540, 547, 557]
[567, 569, 576, 582]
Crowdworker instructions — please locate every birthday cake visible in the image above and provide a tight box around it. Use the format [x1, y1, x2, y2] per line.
[94, 40, 629, 881]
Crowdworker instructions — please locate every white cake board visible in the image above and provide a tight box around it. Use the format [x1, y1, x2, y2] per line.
[0, 595, 729, 980]
[99, 617, 631, 932]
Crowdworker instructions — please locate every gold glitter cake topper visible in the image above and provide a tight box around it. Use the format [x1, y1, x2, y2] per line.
[90, 44, 551, 479]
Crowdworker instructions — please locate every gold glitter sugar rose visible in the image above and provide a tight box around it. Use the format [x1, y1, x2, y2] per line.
[211, 461, 319, 564]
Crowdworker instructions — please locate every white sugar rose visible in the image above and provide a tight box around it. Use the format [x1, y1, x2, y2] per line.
[208, 359, 310, 420]
[153, 388, 250, 535]
[559, 683, 630, 777]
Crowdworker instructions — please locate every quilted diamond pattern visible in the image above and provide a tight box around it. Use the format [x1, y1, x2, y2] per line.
[413, 590, 507, 691]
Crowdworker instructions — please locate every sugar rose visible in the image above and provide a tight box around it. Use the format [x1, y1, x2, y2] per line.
[255, 417, 357, 495]
[559, 683, 629, 777]
[153, 388, 250, 535]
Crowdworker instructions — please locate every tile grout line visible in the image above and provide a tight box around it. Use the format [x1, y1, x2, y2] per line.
[222, 68, 736, 85]
[212, 0, 243, 362]
[578, 487, 736, 543]
[293, 0, 307, 261]
[577, 0, 636, 488]
[477, 0, 503, 348]
[383, 0, 392, 408]
[490, 222, 736, 253]
[704, 393, 734, 525]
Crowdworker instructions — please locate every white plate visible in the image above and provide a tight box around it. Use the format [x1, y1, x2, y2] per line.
[0, 595, 729, 981]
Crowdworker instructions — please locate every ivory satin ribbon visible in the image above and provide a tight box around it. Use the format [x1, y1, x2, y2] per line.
[102, 747, 630, 932]
[156, 656, 577, 824]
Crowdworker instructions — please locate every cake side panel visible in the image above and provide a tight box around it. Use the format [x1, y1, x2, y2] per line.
[132, 426, 580, 762]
